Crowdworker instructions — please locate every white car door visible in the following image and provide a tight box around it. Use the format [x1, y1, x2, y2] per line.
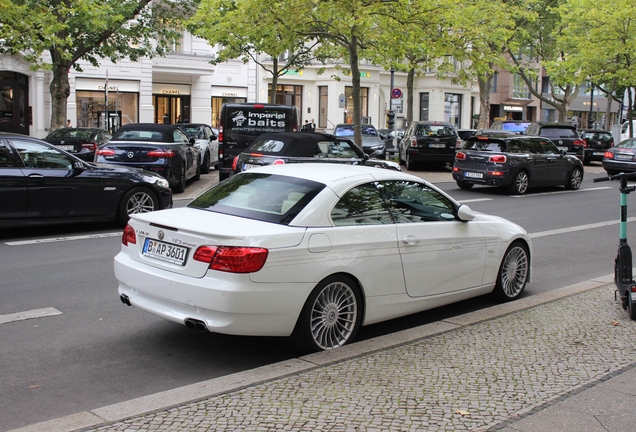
[380, 180, 487, 298]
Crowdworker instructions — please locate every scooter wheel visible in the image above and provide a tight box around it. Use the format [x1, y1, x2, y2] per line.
[629, 290, 636, 320]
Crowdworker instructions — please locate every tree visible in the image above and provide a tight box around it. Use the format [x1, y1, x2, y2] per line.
[555, 0, 636, 133]
[189, 0, 319, 104]
[506, 0, 584, 123]
[0, 0, 197, 130]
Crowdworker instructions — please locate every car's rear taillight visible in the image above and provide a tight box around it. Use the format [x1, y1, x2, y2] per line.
[273, 159, 285, 165]
[455, 152, 466, 160]
[122, 224, 137, 246]
[193, 246, 268, 273]
[232, 155, 239, 171]
[489, 155, 507, 163]
[147, 150, 174, 157]
[410, 137, 418, 147]
[218, 124, 224, 143]
[96, 149, 115, 156]
[82, 142, 98, 151]
[604, 151, 614, 159]
[581, 139, 589, 148]
[573, 138, 585, 147]
[456, 138, 462, 148]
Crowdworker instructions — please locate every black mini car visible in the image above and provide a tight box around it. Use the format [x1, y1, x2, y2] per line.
[44, 127, 112, 162]
[452, 132, 584, 194]
[231, 132, 401, 175]
[524, 122, 585, 161]
[96, 123, 200, 193]
[579, 129, 614, 165]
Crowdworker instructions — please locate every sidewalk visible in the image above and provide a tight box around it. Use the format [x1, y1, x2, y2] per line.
[13, 274, 636, 432]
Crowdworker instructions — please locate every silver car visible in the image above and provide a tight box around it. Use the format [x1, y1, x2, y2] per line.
[178, 123, 219, 174]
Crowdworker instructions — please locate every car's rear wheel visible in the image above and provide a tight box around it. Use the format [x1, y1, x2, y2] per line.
[290, 275, 362, 354]
[492, 241, 529, 301]
[193, 161, 201, 181]
[173, 164, 186, 193]
[456, 179, 474, 190]
[565, 166, 582, 190]
[116, 187, 158, 226]
[508, 171, 529, 195]
[201, 151, 210, 174]
[406, 152, 415, 171]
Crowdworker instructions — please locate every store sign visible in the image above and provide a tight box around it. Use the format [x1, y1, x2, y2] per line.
[221, 92, 238, 97]
[161, 89, 181, 94]
[504, 105, 523, 112]
[284, 70, 303, 76]
[152, 83, 191, 96]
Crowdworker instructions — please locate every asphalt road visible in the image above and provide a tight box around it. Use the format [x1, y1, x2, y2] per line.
[0, 163, 627, 431]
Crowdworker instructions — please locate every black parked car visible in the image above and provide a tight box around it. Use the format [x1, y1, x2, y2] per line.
[0, 133, 172, 228]
[333, 123, 386, 159]
[602, 138, 636, 175]
[524, 122, 585, 161]
[96, 123, 200, 193]
[578, 129, 614, 165]
[452, 132, 583, 194]
[43, 127, 112, 162]
[398, 121, 461, 169]
[231, 132, 401, 175]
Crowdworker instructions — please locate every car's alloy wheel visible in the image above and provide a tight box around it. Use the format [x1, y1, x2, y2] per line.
[509, 171, 529, 195]
[566, 167, 582, 190]
[291, 275, 362, 353]
[116, 187, 157, 226]
[493, 242, 529, 301]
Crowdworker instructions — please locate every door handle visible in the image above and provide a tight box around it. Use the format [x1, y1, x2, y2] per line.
[28, 173, 44, 178]
[402, 235, 420, 245]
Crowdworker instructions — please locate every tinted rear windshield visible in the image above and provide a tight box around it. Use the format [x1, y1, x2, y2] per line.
[501, 123, 529, 132]
[463, 140, 505, 152]
[539, 127, 578, 138]
[47, 129, 96, 139]
[188, 172, 325, 225]
[112, 130, 166, 141]
[334, 125, 378, 136]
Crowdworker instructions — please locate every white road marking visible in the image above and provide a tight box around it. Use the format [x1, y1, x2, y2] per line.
[5, 232, 121, 246]
[530, 217, 636, 239]
[511, 186, 612, 198]
[0, 307, 63, 325]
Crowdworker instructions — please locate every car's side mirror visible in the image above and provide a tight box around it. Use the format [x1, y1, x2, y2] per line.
[560, 150, 567, 156]
[189, 138, 196, 145]
[457, 204, 475, 222]
[210, 134, 217, 141]
[72, 160, 86, 174]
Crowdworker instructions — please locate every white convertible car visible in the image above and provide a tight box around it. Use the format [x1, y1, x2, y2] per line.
[115, 164, 531, 353]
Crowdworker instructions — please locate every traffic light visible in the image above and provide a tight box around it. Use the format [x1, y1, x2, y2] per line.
[387, 110, 395, 130]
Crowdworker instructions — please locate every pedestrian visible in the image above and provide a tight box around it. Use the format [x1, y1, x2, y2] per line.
[310, 118, 316, 131]
[163, 113, 170, 125]
[301, 120, 311, 131]
[66, 119, 72, 128]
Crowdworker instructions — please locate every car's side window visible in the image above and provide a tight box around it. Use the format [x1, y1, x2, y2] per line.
[174, 130, 189, 143]
[321, 141, 358, 158]
[0, 142, 17, 167]
[507, 141, 523, 154]
[521, 140, 540, 154]
[331, 183, 393, 226]
[537, 139, 559, 154]
[380, 180, 456, 223]
[12, 139, 73, 169]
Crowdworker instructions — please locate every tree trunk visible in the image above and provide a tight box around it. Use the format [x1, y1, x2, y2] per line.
[477, 75, 492, 129]
[348, 35, 363, 148]
[406, 68, 414, 126]
[49, 53, 72, 131]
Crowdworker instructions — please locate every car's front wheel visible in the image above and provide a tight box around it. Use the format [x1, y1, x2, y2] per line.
[116, 187, 158, 226]
[508, 170, 529, 195]
[290, 275, 362, 354]
[565, 166, 582, 190]
[492, 241, 529, 301]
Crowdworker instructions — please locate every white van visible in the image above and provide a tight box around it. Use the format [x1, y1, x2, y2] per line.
[621, 120, 636, 142]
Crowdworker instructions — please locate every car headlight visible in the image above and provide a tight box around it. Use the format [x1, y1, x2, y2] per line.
[155, 178, 170, 189]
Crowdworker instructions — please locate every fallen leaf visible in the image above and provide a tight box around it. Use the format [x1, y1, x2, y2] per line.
[29, 385, 39, 389]
[612, 320, 620, 326]
[455, 410, 470, 416]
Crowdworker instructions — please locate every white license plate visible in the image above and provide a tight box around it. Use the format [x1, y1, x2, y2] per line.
[143, 238, 188, 265]
[465, 172, 483, 179]
[429, 143, 446, 148]
[57, 145, 75, 151]
[243, 163, 259, 171]
[593, 152, 605, 156]
[615, 154, 633, 161]
[557, 146, 568, 152]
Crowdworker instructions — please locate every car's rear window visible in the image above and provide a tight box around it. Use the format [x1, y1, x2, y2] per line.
[416, 125, 456, 137]
[539, 127, 578, 138]
[501, 123, 529, 132]
[188, 173, 326, 225]
[334, 125, 378, 136]
[112, 130, 165, 141]
[249, 138, 286, 153]
[47, 129, 96, 139]
[463, 140, 505, 152]
[180, 127, 204, 140]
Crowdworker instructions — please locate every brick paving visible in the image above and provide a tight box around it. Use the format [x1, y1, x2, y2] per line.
[83, 285, 636, 432]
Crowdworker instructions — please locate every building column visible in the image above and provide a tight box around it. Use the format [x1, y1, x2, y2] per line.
[34, 71, 46, 138]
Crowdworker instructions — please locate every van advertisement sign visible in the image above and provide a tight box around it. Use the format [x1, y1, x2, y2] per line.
[230, 109, 289, 132]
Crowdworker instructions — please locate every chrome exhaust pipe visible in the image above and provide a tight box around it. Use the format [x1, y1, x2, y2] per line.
[184, 318, 207, 332]
[120, 294, 131, 306]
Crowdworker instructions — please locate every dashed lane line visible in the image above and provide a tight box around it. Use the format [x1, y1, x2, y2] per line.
[0, 307, 63, 325]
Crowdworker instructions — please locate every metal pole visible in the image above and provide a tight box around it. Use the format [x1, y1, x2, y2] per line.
[104, 70, 109, 131]
[589, 82, 594, 129]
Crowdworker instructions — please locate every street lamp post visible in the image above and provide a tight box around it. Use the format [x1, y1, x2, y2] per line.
[589, 82, 594, 129]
